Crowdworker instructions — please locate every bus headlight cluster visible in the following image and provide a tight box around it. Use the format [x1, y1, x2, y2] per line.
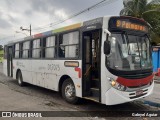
[108, 77, 126, 91]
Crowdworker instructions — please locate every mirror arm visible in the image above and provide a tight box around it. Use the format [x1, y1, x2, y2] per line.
[104, 29, 111, 36]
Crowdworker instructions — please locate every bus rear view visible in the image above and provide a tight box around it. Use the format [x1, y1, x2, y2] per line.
[102, 16, 153, 105]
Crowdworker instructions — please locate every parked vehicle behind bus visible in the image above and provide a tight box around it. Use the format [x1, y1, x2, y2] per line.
[3, 16, 154, 105]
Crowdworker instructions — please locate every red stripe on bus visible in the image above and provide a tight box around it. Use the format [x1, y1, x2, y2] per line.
[34, 33, 43, 38]
[75, 67, 81, 78]
[116, 75, 153, 87]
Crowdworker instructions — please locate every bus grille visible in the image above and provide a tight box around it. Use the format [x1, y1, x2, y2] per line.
[129, 89, 148, 99]
[129, 93, 147, 99]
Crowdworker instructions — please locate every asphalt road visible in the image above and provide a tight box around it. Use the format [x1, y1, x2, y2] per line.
[0, 63, 159, 120]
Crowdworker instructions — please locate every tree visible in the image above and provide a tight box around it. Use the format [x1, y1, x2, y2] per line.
[0, 45, 3, 50]
[120, 0, 148, 18]
[120, 0, 160, 43]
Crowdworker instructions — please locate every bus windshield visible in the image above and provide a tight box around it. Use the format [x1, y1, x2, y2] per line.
[107, 33, 152, 71]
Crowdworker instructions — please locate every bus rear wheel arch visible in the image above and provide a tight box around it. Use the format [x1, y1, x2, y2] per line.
[61, 78, 79, 104]
[16, 70, 25, 86]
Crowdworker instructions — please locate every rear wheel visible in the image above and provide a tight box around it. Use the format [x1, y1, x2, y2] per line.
[62, 79, 79, 104]
[17, 71, 25, 86]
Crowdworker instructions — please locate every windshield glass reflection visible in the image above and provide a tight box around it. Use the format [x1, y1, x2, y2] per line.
[107, 34, 152, 71]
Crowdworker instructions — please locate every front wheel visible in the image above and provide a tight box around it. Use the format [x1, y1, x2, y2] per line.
[17, 71, 25, 86]
[62, 79, 79, 104]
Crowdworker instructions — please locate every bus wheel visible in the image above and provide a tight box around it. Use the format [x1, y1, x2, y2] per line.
[62, 79, 79, 104]
[17, 71, 24, 86]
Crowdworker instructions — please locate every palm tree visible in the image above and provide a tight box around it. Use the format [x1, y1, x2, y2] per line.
[120, 0, 160, 17]
[120, 0, 148, 18]
[120, 0, 160, 43]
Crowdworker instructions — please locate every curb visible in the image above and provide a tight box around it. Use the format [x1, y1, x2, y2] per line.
[154, 80, 160, 84]
[142, 100, 160, 108]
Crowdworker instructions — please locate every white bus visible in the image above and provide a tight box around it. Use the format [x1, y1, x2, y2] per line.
[3, 16, 154, 105]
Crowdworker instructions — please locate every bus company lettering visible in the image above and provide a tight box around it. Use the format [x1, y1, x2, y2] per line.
[16, 61, 25, 68]
[48, 64, 60, 71]
[41, 72, 49, 80]
[38, 67, 46, 70]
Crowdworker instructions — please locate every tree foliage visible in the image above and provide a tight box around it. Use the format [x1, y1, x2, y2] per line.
[0, 45, 3, 50]
[120, 0, 160, 44]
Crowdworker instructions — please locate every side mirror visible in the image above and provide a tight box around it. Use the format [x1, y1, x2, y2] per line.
[104, 41, 111, 55]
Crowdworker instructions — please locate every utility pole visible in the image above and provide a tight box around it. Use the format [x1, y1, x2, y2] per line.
[30, 24, 31, 36]
[20, 24, 32, 36]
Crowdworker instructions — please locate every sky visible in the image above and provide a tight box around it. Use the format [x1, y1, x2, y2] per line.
[0, 0, 123, 45]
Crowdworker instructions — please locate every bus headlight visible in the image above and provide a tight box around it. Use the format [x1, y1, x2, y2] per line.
[108, 78, 126, 91]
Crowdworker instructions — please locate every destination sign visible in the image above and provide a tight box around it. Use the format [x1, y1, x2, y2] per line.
[116, 20, 148, 32]
[109, 17, 149, 33]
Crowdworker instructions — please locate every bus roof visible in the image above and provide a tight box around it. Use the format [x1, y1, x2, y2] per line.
[5, 16, 105, 45]
[5, 16, 148, 46]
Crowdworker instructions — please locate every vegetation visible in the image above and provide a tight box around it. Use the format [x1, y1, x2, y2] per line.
[0, 45, 4, 63]
[120, 0, 160, 44]
[0, 45, 3, 50]
[0, 49, 4, 63]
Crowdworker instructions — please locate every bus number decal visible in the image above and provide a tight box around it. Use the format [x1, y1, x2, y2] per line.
[48, 64, 60, 71]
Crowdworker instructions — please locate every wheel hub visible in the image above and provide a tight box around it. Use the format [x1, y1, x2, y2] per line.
[65, 84, 75, 98]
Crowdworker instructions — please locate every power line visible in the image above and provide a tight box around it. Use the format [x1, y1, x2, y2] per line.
[32, 0, 117, 32]
[32, 0, 108, 31]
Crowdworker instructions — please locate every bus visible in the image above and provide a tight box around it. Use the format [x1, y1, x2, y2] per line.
[3, 16, 154, 105]
[0, 50, 4, 63]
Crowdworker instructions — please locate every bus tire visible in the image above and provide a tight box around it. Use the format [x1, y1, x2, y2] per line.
[17, 71, 25, 86]
[62, 79, 79, 104]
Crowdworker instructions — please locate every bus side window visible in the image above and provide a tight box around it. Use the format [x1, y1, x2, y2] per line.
[32, 39, 41, 58]
[22, 41, 30, 58]
[45, 36, 56, 58]
[20, 43, 23, 58]
[15, 43, 20, 58]
[59, 31, 79, 58]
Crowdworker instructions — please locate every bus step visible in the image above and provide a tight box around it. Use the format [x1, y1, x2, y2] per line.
[91, 79, 99, 88]
[83, 96, 99, 102]
[90, 87, 99, 98]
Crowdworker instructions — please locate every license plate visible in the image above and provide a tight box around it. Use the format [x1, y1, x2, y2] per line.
[136, 90, 143, 96]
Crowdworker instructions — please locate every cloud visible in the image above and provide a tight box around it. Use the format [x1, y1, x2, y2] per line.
[54, 10, 68, 20]
[29, 0, 56, 15]
[0, 18, 11, 28]
[0, 0, 123, 45]
[24, 10, 33, 16]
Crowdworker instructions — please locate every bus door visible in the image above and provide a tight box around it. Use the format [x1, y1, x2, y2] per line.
[82, 29, 101, 102]
[7, 46, 13, 77]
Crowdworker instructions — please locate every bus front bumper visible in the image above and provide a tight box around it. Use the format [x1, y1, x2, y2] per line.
[105, 81, 154, 105]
